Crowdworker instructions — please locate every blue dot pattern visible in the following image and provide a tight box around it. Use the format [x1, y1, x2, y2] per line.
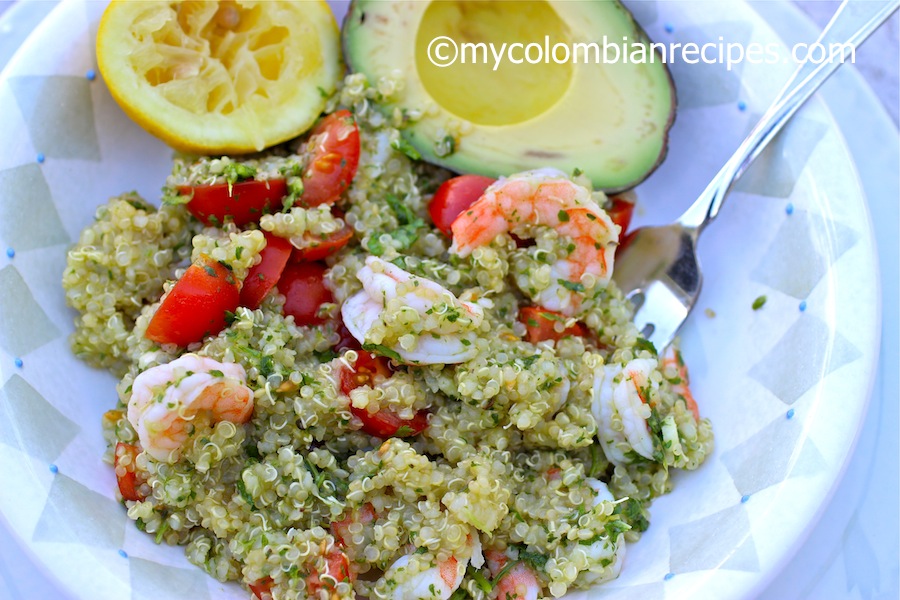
[118, 549, 128, 558]
[786, 203, 794, 215]
[5, 247, 14, 258]
[738, 100, 747, 111]
[14, 357, 23, 368]
[741, 494, 750, 503]
[799, 300, 807, 311]
[787, 408, 795, 419]
[86, 69, 96, 81]
[664, 23, 674, 33]
[49, 464, 58, 474]
[36, 153, 45, 163]
[664, 572, 675, 581]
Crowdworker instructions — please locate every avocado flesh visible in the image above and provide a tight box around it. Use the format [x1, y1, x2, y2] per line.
[343, 0, 675, 192]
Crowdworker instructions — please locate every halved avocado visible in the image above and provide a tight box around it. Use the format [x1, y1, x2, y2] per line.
[342, 0, 675, 192]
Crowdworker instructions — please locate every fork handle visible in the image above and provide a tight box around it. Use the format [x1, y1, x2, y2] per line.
[678, 0, 899, 231]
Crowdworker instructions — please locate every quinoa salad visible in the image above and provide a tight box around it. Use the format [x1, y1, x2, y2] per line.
[62, 74, 714, 600]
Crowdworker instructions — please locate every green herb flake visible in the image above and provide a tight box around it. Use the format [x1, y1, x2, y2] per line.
[471, 570, 492, 593]
[518, 548, 548, 571]
[258, 355, 275, 378]
[362, 343, 403, 362]
[395, 425, 416, 438]
[558, 279, 585, 293]
[557, 210, 570, 222]
[752, 295, 767, 310]
[235, 478, 256, 510]
[367, 236, 385, 256]
[391, 136, 422, 160]
[633, 337, 657, 356]
[222, 162, 257, 185]
[209, 369, 224, 378]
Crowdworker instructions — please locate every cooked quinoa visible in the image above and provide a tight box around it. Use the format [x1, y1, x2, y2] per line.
[64, 73, 713, 600]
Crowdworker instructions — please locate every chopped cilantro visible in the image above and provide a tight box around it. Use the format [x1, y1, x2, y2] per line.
[362, 343, 402, 362]
[258, 355, 275, 378]
[613, 497, 649, 532]
[235, 478, 256, 510]
[209, 369, 224, 378]
[518, 548, 548, 571]
[471, 570, 492, 592]
[221, 162, 257, 185]
[558, 279, 585, 293]
[385, 194, 416, 225]
[395, 425, 416, 438]
[367, 236, 385, 256]
[391, 136, 422, 160]
[558, 209, 570, 222]
[633, 337, 657, 356]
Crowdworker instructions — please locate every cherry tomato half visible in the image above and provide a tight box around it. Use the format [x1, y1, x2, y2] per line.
[519, 306, 587, 343]
[248, 579, 274, 600]
[290, 224, 354, 262]
[339, 352, 428, 438]
[606, 195, 635, 236]
[240, 233, 293, 310]
[332, 503, 376, 546]
[300, 110, 361, 206]
[114, 442, 145, 502]
[429, 174, 496, 236]
[179, 179, 287, 227]
[306, 546, 353, 596]
[279, 262, 333, 326]
[339, 351, 392, 395]
[146, 259, 240, 346]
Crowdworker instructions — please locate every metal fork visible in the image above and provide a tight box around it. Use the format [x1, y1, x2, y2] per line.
[611, 0, 899, 351]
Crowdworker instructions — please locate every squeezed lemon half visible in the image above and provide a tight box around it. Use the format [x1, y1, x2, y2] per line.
[97, 0, 341, 154]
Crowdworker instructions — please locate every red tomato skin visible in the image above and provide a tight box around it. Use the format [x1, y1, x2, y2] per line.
[306, 546, 353, 595]
[240, 234, 292, 310]
[519, 306, 587, 343]
[429, 174, 496, 236]
[607, 195, 635, 236]
[290, 224, 354, 262]
[145, 261, 240, 346]
[180, 179, 287, 227]
[332, 503, 377, 546]
[114, 442, 144, 502]
[301, 110, 361, 206]
[339, 352, 392, 396]
[350, 406, 428, 438]
[279, 262, 333, 326]
[248, 579, 273, 600]
[338, 352, 428, 438]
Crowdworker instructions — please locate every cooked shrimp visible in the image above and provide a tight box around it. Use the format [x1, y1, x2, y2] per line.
[661, 346, 700, 420]
[127, 353, 254, 462]
[485, 549, 540, 600]
[341, 256, 485, 364]
[449, 168, 618, 317]
[576, 478, 626, 586]
[386, 536, 483, 600]
[591, 359, 657, 463]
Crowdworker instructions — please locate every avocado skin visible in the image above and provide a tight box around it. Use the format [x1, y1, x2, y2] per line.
[342, 0, 676, 193]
